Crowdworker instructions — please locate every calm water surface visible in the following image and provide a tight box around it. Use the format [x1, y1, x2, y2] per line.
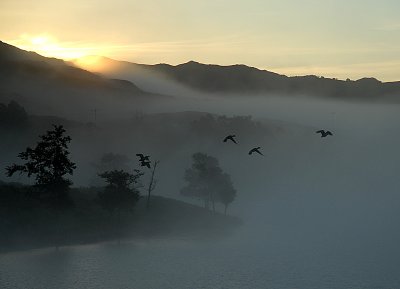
[2, 193, 400, 289]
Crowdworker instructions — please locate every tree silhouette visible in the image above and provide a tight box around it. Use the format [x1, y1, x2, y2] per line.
[0, 100, 28, 129]
[97, 170, 143, 215]
[6, 125, 76, 209]
[146, 160, 159, 209]
[181, 153, 236, 213]
[98, 169, 143, 242]
[215, 173, 236, 214]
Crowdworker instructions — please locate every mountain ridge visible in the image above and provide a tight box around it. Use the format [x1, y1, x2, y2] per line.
[74, 56, 387, 82]
[0, 41, 170, 120]
[2, 40, 400, 102]
[73, 54, 400, 101]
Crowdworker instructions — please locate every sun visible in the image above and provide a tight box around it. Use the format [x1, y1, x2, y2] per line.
[8, 34, 120, 72]
[73, 55, 105, 70]
[31, 36, 48, 45]
[11, 34, 89, 60]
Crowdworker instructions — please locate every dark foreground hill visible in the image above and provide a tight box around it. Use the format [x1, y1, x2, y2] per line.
[0, 41, 169, 120]
[0, 183, 241, 253]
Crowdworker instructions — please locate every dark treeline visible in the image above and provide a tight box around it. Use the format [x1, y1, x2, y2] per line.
[0, 110, 241, 252]
[0, 100, 28, 129]
[0, 182, 240, 253]
[0, 100, 277, 197]
[0, 181, 240, 253]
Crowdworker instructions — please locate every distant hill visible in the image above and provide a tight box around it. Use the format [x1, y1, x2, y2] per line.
[74, 56, 400, 101]
[0, 100, 281, 190]
[0, 41, 169, 120]
[72, 55, 200, 97]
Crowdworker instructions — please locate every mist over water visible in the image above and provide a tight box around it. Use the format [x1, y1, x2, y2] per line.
[2, 89, 400, 288]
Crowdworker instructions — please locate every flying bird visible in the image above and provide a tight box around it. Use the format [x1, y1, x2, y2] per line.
[248, 147, 263, 156]
[140, 160, 151, 169]
[223, 134, 238, 144]
[136, 153, 150, 162]
[316, 130, 333, 137]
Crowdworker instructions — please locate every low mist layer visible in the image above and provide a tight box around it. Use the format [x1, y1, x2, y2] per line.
[2, 42, 400, 288]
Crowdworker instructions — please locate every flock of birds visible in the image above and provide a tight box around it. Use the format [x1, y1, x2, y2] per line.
[223, 129, 333, 156]
[223, 134, 263, 156]
[136, 129, 333, 168]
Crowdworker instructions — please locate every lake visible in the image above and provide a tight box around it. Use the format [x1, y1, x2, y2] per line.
[2, 190, 400, 289]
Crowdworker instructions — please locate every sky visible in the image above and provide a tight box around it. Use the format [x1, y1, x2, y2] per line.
[1, 0, 400, 81]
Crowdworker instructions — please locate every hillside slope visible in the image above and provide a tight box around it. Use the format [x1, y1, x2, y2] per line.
[0, 41, 169, 120]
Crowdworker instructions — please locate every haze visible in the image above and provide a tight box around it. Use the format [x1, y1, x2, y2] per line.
[1, 0, 400, 81]
[1, 2, 400, 288]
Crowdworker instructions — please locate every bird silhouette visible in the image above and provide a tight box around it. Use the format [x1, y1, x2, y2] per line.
[248, 147, 263, 156]
[223, 134, 238, 144]
[316, 130, 333, 137]
[136, 153, 150, 162]
[140, 160, 151, 169]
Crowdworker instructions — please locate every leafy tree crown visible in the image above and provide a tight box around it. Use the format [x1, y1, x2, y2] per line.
[6, 124, 76, 187]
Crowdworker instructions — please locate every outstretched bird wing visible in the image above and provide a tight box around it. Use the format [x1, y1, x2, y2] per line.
[231, 136, 238, 144]
[326, 131, 333, 136]
[254, 149, 264, 156]
[137, 153, 151, 162]
[223, 135, 237, 144]
[248, 148, 259, 155]
[249, 148, 264, 156]
[140, 161, 151, 168]
[316, 130, 324, 134]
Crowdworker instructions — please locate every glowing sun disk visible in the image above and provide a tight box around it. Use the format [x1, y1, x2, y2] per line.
[12, 34, 89, 60]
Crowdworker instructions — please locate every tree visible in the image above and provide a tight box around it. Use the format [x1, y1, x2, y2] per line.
[215, 173, 236, 215]
[98, 170, 143, 213]
[180, 153, 236, 213]
[181, 153, 220, 210]
[146, 160, 159, 209]
[97, 169, 143, 242]
[6, 125, 76, 209]
[0, 100, 28, 129]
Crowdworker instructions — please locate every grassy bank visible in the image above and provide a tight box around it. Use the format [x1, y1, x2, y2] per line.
[0, 185, 241, 253]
